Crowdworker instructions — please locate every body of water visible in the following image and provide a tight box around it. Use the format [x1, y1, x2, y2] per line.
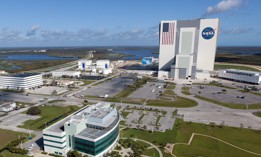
[114, 49, 158, 60]
[0, 54, 78, 61]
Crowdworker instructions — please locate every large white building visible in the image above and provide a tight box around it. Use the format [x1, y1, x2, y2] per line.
[78, 60, 92, 70]
[0, 73, 43, 90]
[218, 69, 261, 84]
[96, 60, 110, 69]
[43, 102, 119, 157]
[158, 18, 220, 80]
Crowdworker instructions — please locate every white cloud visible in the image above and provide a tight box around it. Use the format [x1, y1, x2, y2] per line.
[26, 25, 41, 37]
[204, 0, 245, 16]
[0, 28, 22, 41]
[0, 25, 159, 44]
[220, 27, 253, 35]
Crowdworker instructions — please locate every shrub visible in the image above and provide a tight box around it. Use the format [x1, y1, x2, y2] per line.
[67, 150, 82, 157]
[26, 106, 41, 115]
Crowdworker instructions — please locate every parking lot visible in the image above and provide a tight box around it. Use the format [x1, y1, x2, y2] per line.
[28, 86, 68, 95]
[128, 82, 166, 99]
[0, 92, 45, 103]
[190, 85, 261, 105]
[124, 110, 175, 132]
[0, 113, 39, 127]
[118, 103, 175, 132]
[79, 77, 134, 97]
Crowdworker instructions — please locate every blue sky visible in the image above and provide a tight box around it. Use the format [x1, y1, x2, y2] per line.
[0, 0, 260, 47]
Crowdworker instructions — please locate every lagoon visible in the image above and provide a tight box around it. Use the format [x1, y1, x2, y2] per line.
[0, 54, 78, 61]
[114, 49, 158, 60]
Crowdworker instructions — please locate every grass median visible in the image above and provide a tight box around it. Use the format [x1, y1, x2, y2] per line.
[19, 105, 80, 130]
[146, 96, 197, 108]
[181, 86, 191, 95]
[195, 95, 261, 109]
[253, 111, 261, 118]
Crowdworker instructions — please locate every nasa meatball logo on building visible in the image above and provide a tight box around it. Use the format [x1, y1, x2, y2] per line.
[202, 27, 215, 40]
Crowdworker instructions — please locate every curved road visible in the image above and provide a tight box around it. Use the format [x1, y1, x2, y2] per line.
[121, 137, 163, 157]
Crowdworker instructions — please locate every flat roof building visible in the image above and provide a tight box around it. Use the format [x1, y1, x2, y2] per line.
[78, 60, 92, 70]
[96, 60, 110, 69]
[0, 100, 16, 112]
[218, 69, 261, 84]
[52, 71, 81, 78]
[43, 102, 119, 157]
[0, 73, 43, 90]
[158, 18, 220, 80]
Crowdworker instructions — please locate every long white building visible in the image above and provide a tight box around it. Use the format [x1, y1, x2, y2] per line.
[158, 18, 220, 80]
[52, 71, 81, 77]
[43, 102, 119, 157]
[218, 69, 261, 84]
[0, 73, 43, 90]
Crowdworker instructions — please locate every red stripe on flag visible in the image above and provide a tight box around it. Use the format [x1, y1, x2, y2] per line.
[161, 23, 175, 45]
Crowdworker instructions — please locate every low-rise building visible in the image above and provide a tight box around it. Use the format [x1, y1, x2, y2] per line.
[218, 69, 261, 84]
[52, 71, 81, 78]
[0, 73, 43, 90]
[0, 101, 16, 112]
[126, 70, 156, 76]
[43, 102, 120, 157]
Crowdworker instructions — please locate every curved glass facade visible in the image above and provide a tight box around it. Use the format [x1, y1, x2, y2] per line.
[74, 125, 119, 156]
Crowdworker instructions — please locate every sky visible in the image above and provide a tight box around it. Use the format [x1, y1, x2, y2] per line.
[0, 0, 260, 47]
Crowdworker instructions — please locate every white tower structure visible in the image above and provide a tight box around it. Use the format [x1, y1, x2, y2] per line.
[158, 18, 220, 80]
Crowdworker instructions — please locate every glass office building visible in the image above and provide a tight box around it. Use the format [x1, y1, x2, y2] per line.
[43, 102, 120, 157]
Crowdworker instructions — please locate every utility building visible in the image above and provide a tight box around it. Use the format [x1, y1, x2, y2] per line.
[158, 18, 220, 80]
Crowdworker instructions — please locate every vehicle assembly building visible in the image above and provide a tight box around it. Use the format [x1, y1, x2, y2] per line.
[218, 69, 261, 84]
[158, 18, 220, 80]
[0, 73, 43, 90]
[43, 102, 120, 157]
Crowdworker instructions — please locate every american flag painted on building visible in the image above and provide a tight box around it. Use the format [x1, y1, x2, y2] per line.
[161, 22, 175, 45]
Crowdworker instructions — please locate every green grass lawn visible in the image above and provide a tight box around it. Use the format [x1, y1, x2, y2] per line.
[195, 95, 261, 109]
[164, 89, 175, 95]
[81, 80, 95, 86]
[135, 141, 160, 157]
[214, 64, 260, 72]
[181, 86, 191, 95]
[146, 96, 197, 108]
[143, 147, 160, 157]
[173, 136, 260, 157]
[253, 111, 261, 118]
[121, 119, 261, 156]
[0, 129, 29, 149]
[121, 111, 131, 118]
[0, 150, 30, 157]
[47, 99, 65, 103]
[19, 105, 80, 130]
